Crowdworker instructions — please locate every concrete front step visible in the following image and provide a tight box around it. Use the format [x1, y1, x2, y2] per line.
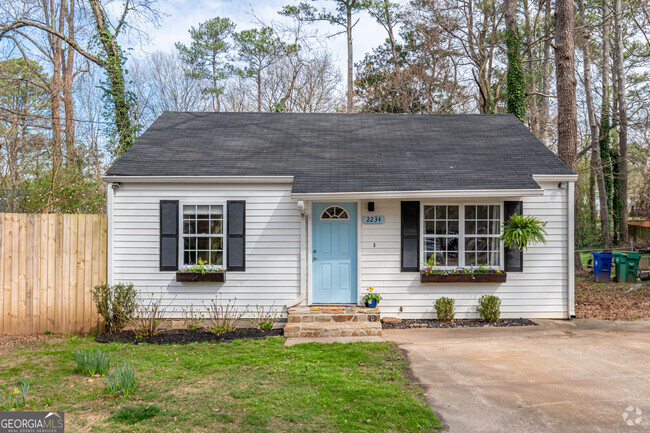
[285, 306, 382, 338]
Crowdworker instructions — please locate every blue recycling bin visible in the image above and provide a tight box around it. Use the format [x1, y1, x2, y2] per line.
[592, 252, 613, 283]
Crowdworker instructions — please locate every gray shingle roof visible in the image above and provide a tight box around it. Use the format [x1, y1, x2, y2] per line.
[106, 112, 574, 194]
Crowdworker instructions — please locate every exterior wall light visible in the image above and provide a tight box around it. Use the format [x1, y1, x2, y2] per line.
[558, 182, 568, 190]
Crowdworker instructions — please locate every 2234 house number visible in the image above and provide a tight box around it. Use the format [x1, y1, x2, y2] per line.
[362, 215, 385, 224]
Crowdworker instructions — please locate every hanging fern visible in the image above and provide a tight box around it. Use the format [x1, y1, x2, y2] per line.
[500, 214, 547, 250]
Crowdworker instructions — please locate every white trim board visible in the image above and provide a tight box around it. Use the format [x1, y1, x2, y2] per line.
[103, 175, 294, 184]
[293, 189, 544, 200]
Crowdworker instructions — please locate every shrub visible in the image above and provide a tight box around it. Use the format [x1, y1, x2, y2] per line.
[250, 302, 281, 331]
[90, 283, 137, 333]
[204, 296, 246, 335]
[131, 293, 172, 338]
[434, 297, 455, 322]
[0, 378, 30, 411]
[74, 348, 111, 376]
[477, 295, 501, 323]
[182, 304, 204, 332]
[106, 363, 138, 397]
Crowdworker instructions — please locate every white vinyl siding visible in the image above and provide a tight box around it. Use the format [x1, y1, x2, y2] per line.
[359, 181, 569, 319]
[110, 182, 300, 316]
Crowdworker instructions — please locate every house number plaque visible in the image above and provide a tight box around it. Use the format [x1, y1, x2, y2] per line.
[362, 215, 385, 224]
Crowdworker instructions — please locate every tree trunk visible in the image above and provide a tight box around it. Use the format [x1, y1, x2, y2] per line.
[346, 4, 353, 113]
[505, 0, 526, 122]
[554, 0, 578, 172]
[579, 0, 610, 249]
[613, 0, 628, 242]
[599, 0, 613, 244]
[88, 0, 135, 156]
[539, 0, 552, 146]
[61, 0, 76, 163]
[257, 68, 262, 112]
[44, 0, 63, 169]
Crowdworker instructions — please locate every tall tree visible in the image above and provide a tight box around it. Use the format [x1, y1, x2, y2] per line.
[505, 0, 526, 122]
[613, 0, 628, 241]
[281, 1, 366, 112]
[578, 0, 610, 248]
[554, 0, 578, 172]
[175, 17, 236, 112]
[539, 0, 553, 145]
[233, 27, 285, 112]
[598, 0, 614, 241]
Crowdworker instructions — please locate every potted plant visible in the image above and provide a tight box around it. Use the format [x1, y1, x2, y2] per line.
[362, 287, 382, 308]
[420, 256, 506, 283]
[499, 214, 547, 250]
[176, 258, 226, 282]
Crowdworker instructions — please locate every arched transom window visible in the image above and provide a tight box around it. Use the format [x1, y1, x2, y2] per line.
[320, 205, 349, 220]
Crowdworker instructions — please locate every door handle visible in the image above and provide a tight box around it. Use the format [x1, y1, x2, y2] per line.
[313, 256, 317, 261]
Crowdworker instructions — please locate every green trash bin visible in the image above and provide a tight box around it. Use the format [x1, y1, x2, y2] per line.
[614, 252, 640, 283]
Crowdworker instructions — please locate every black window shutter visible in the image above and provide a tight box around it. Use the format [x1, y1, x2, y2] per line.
[227, 200, 246, 271]
[401, 201, 420, 272]
[504, 201, 524, 272]
[160, 200, 179, 271]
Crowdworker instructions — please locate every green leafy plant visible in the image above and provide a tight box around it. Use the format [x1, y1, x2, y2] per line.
[74, 348, 111, 376]
[204, 296, 246, 335]
[434, 297, 455, 322]
[131, 293, 173, 338]
[106, 363, 138, 397]
[178, 257, 223, 274]
[250, 302, 281, 331]
[90, 283, 137, 333]
[476, 295, 501, 323]
[500, 214, 547, 250]
[0, 378, 30, 411]
[422, 256, 502, 275]
[182, 304, 204, 332]
[362, 287, 382, 304]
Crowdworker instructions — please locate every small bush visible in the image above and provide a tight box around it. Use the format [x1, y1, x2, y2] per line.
[250, 302, 281, 330]
[110, 404, 160, 424]
[106, 363, 138, 397]
[477, 295, 501, 323]
[434, 297, 455, 322]
[0, 378, 30, 411]
[91, 283, 137, 333]
[204, 296, 246, 335]
[131, 293, 173, 338]
[74, 349, 110, 376]
[182, 304, 204, 332]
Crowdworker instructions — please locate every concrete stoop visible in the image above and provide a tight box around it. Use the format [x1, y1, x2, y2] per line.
[284, 306, 382, 338]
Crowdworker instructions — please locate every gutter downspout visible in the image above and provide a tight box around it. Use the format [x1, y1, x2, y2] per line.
[106, 183, 115, 286]
[286, 200, 307, 309]
[568, 181, 576, 318]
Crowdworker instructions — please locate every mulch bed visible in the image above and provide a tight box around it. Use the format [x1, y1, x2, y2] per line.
[576, 277, 650, 320]
[382, 318, 536, 329]
[95, 328, 283, 345]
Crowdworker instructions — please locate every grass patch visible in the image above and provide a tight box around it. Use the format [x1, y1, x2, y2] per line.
[109, 404, 161, 424]
[0, 336, 441, 432]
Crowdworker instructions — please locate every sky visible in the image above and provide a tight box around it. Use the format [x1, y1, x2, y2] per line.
[126, 0, 406, 76]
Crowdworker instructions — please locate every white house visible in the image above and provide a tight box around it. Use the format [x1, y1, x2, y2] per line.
[104, 112, 577, 321]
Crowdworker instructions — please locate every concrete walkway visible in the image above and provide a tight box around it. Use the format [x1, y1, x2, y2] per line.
[386, 319, 650, 433]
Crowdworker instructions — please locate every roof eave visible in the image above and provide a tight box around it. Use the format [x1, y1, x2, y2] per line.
[102, 175, 295, 184]
[291, 188, 545, 200]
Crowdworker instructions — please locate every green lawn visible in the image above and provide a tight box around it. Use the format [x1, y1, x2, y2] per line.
[0, 336, 441, 432]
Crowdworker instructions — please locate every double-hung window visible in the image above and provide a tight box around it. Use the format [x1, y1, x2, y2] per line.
[423, 204, 502, 268]
[181, 204, 225, 266]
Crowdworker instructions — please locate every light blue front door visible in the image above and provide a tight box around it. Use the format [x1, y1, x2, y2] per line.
[312, 203, 357, 304]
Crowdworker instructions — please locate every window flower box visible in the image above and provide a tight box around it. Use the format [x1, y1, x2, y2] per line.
[176, 271, 226, 282]
[420, 271, 506, 283]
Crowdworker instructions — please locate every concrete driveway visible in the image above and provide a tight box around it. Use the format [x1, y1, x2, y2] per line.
[386, 319, 650, 433]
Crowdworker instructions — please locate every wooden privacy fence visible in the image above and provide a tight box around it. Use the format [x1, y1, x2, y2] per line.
[0, 214, 107, 335]
[629, 222, 650, 244]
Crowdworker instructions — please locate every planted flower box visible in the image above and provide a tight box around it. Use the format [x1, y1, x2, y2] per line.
[420, 271, 507, 283]
[176, 272, 226, 282]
